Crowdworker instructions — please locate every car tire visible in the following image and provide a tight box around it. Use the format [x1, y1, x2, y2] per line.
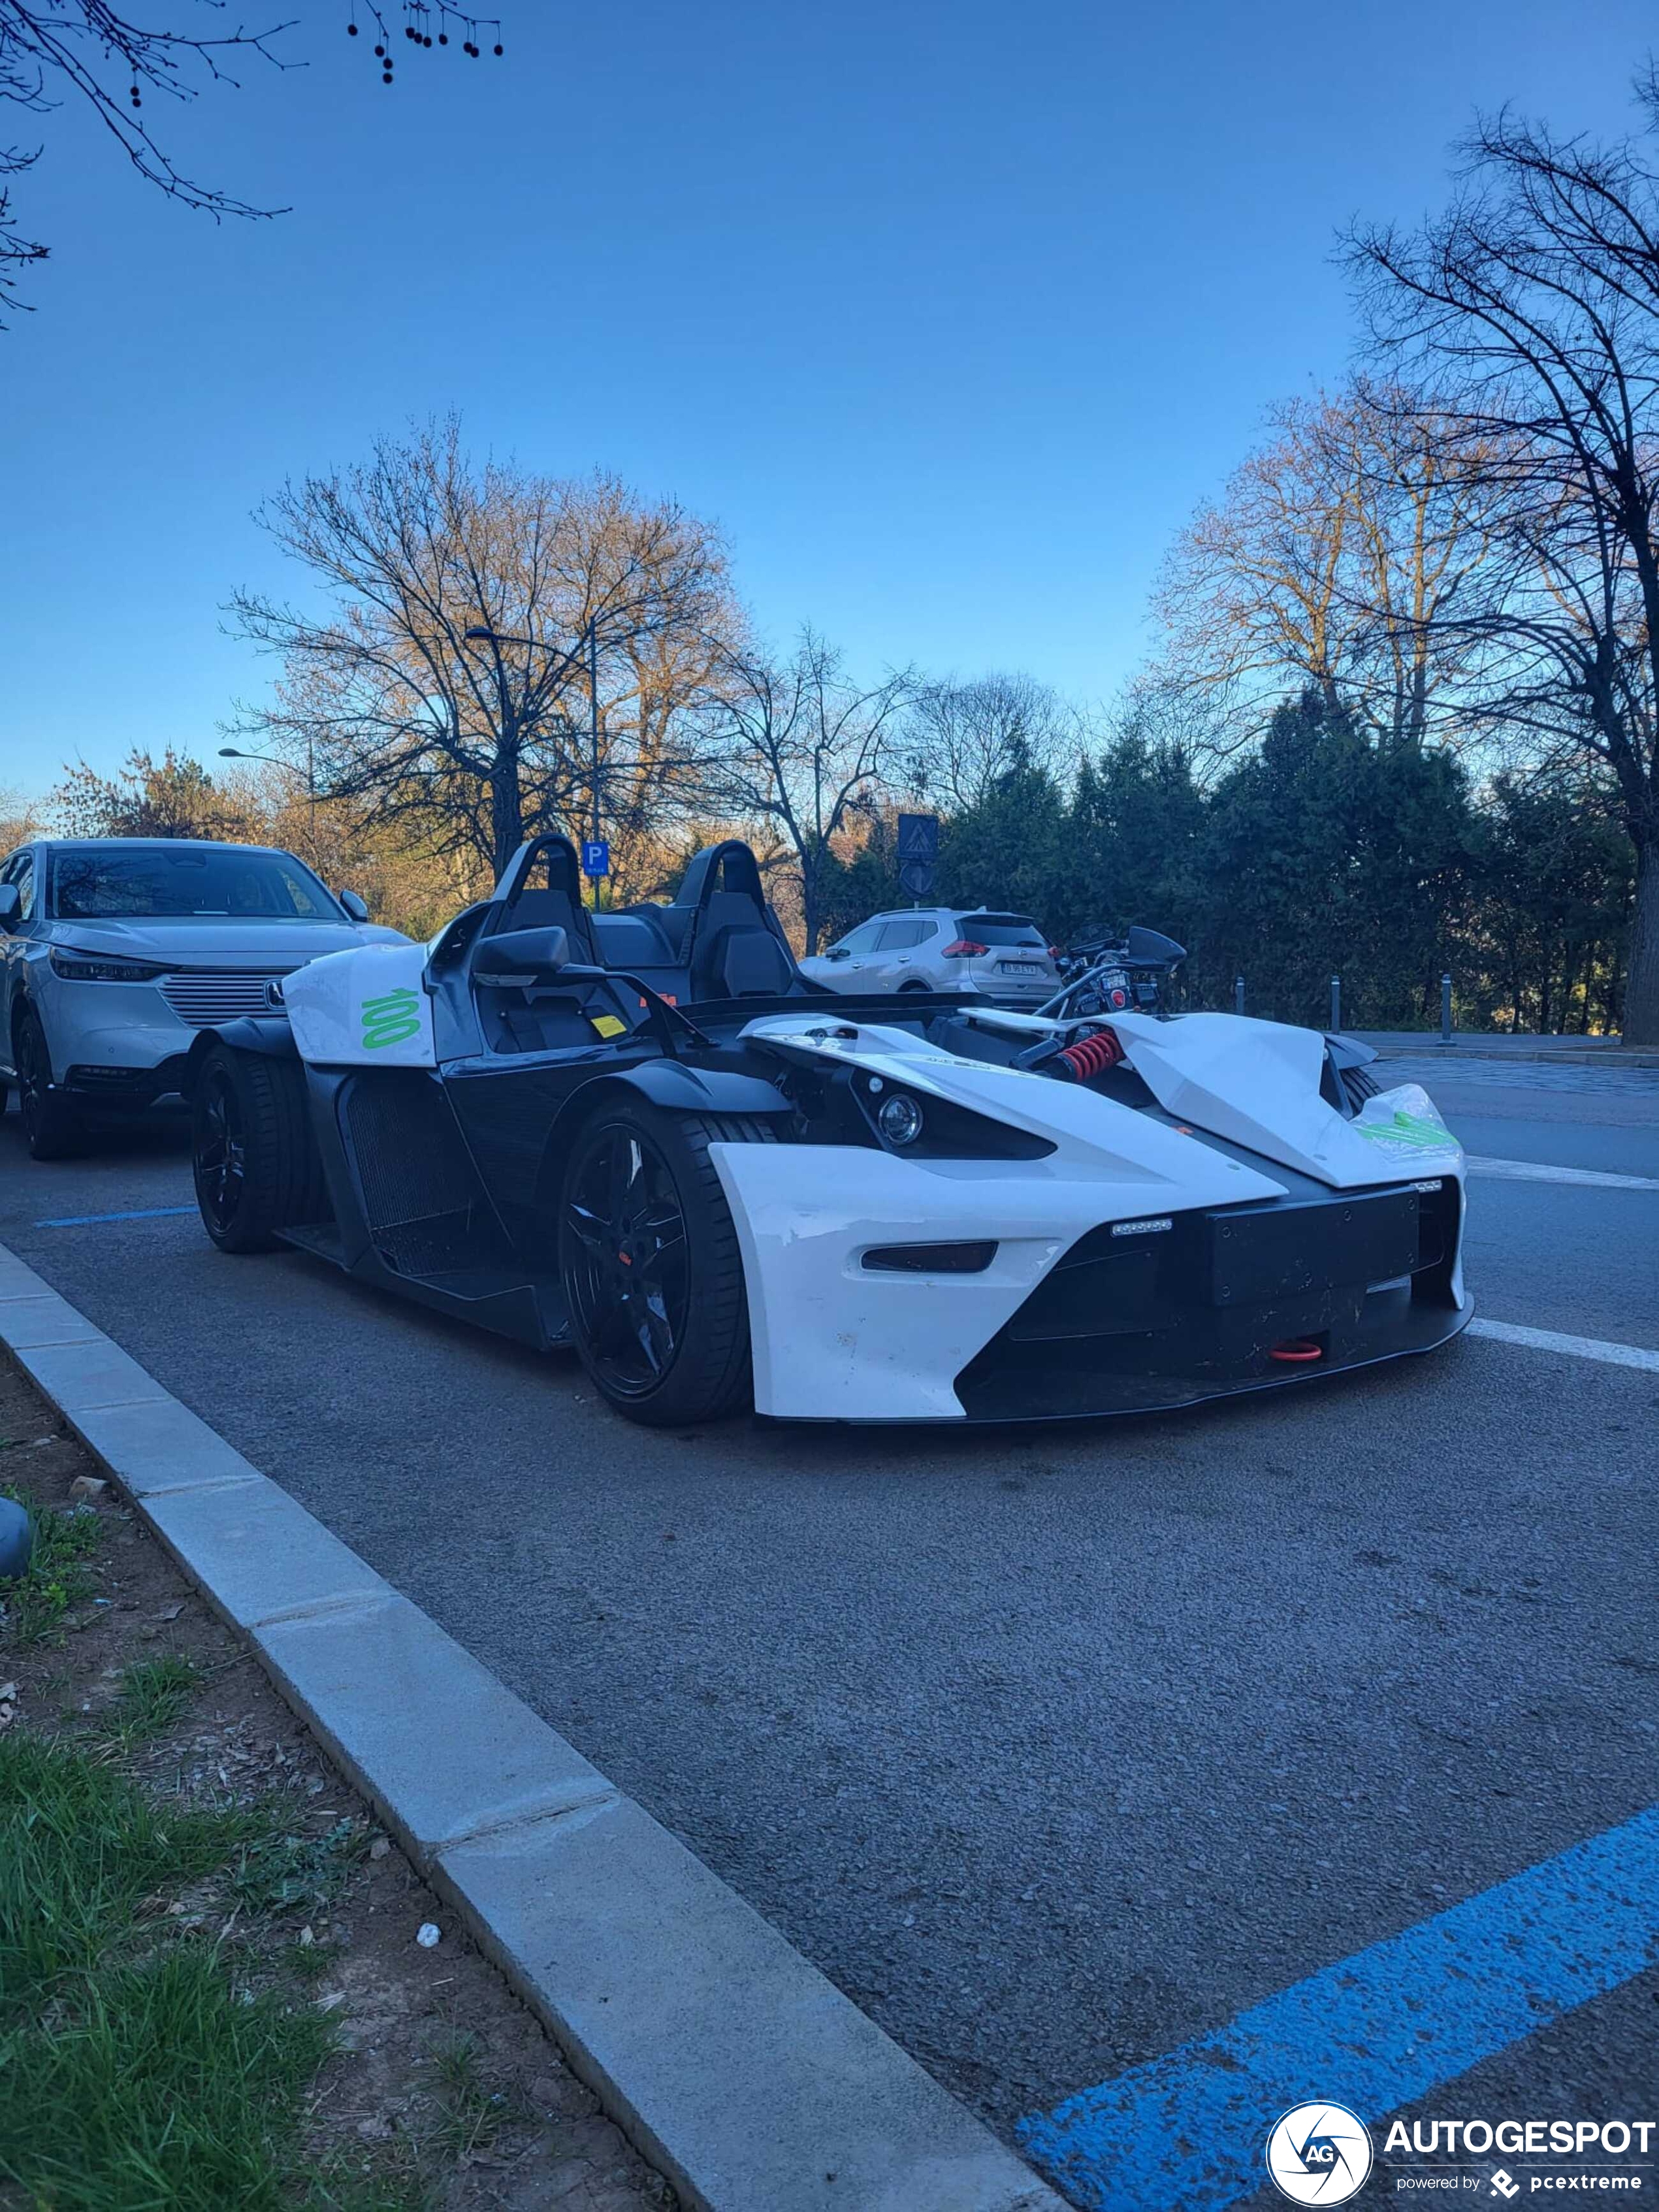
[559, 1098, 776, 1426]
[193, 1045, 327, 1254]
[897, 980, 930, 993]
[15, 1007, 83, 1161]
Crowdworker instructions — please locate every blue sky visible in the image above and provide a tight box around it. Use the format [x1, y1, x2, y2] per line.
[3, 0, 1654, 793]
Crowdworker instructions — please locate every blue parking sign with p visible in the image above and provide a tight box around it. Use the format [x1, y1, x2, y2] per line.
[581, 839, 611, 879]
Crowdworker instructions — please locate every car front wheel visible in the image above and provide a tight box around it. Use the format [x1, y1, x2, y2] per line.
[193, 1046, 327, 1253]
[558, 1099, 773, 1426]
[15, 1008, 82, 1161]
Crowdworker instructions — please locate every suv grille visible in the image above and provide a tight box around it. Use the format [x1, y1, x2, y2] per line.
[157, 969, 296, 1027]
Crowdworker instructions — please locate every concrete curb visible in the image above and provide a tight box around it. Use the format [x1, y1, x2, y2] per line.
[0, 1241, 1063, 2212]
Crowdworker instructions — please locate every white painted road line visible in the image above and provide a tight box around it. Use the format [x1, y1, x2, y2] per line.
[1468, 1317, 1659, 1373]
[1466, 1154, 1659, 1190]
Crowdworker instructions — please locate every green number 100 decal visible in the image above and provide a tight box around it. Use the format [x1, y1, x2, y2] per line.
[360, 987, 423, 1050]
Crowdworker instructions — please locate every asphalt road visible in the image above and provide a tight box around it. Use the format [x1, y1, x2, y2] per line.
[3, 1057, 1656, 2205]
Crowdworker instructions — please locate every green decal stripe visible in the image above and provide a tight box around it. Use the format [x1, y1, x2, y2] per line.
[360, 984, 423, 1050]
[1356, 1113, 1452, 1149]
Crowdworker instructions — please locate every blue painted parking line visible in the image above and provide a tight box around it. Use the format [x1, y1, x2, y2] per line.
[34, 1206, 197, 1228]
[1017, 1804, 1659, 2212]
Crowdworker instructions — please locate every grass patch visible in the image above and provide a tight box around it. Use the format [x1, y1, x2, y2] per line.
[423, 2028, 512, 2159]
[0, 1485, 102, 1646]
[234, 1818, 370, 1916]
[0, 1733, 263, 1992]
[0, 1733, 429, 2211]
[96, 1653, 202, 1750]
[284, 1933, 346, 1985]
[0, 1942, 338, 2211]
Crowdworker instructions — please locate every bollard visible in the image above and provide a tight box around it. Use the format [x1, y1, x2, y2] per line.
[1234, 975, 1246, 1017]
[1441, 973, 1453, 1043]
[1330, 975, 1342, 1032]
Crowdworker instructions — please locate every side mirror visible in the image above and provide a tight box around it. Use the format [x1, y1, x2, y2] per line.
[472, 925, 572, 984]
[826, 946, 850, 961]
[1125, 925, 1186, 968]
[0, 884, 18, 927]
[339, 889, 370, 922]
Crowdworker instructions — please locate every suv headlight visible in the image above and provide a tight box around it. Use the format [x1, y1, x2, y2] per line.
[50, 948, 169, 984]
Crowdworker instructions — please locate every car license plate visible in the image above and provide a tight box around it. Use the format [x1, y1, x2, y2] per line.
[1208, 1189, 1419, 1305]
[999, 961, 1042, 976]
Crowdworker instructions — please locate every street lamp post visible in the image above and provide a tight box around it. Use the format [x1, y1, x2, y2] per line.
[219, 743, 315, 844]
[462, 620, 602, 882]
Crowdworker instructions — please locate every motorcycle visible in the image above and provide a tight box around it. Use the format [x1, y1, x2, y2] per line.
[1039, 925, 1187, 1023]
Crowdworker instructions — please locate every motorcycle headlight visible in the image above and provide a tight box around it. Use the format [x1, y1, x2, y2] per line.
[50, 948, 169, 984]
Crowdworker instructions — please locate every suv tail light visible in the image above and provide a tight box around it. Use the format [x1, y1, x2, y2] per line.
[942, 938, 988, 957]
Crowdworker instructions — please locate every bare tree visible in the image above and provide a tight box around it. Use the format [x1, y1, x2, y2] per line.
[0, 1, 504, 321]
[50, 745, 258, 838]
[0, 781, 42, 848]
[896, 671, 1084, 812]
[1345, 74, 1659, 1044]
[694, 630, 915, 952]
[1, 1, 291, 317]
[1155, 385, 1497, 759]
[226, 418, 735, 882]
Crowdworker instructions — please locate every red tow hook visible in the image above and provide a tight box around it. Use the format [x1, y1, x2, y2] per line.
[1269, 1339, 1323, 1363]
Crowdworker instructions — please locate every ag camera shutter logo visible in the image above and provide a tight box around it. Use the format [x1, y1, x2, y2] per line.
[1266, 2102, 1374, 2205]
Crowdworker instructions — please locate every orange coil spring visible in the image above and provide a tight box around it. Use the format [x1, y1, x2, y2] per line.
[1058, 1028, 1123, 1080]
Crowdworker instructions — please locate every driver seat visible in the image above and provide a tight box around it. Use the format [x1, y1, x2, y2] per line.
[477, 835, 608, 1053]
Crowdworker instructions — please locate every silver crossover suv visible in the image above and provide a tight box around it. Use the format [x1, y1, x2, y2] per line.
[0, 838, 407, 1158]
[797, 907, 1060, 1004]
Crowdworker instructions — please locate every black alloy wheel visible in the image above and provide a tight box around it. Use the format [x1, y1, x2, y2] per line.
[558, 1099, 774, 1425]
[563, 1120, 692, 1400]
[15, 1008, 82, 1160]
[191, 1045, 328, 1253]
[193, 1058, 248, 1240]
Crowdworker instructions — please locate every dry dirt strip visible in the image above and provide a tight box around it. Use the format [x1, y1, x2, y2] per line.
[0, 1237, 1062, 2212]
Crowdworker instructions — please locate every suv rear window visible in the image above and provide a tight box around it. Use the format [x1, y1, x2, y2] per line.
[954, 914, 1044, 948]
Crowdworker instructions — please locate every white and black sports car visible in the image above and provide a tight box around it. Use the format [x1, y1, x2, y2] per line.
[184, 835, 1472, 1426]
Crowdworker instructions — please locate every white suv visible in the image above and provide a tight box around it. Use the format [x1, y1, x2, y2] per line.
[799, 908, 1059, 1003]
[0, 838, 407, 1159]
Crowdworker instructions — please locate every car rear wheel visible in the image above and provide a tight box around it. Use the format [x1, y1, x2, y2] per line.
[559, 1098, 774, 1426]
[193, 1046, 327, 1253]
[15, 1008, 83, 1161]
[897, 980, 930, 993]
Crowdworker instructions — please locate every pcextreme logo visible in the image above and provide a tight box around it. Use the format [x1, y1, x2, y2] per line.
[1267, 2103, 1376, 2205]
[360, 987, 423, 1050]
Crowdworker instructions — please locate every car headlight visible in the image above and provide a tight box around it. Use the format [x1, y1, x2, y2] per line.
[50, 948, 169, 984]
[877, 1091, 925, 1146]
[856, 1072, 1054, 1159]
